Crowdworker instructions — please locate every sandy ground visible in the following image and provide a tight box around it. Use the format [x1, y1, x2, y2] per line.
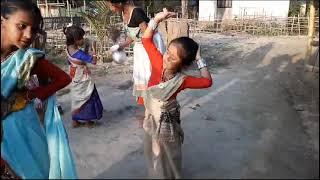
[56, 33, 319, 179]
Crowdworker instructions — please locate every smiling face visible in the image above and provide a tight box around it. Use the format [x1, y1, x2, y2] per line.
[163, 44, 183, 72]
[1, 9, 38, 49]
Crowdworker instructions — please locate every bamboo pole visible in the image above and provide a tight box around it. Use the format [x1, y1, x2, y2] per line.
[83, 0, 86, 12]
[45, 0, 49, 17]
[291, 15, 295, 35]
[298, 14, 301, 36]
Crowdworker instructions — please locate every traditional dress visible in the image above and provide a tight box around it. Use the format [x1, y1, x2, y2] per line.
[141, 37, 212, 179]
[1, 48, 77, 179]
[123, 7, 166, 103]
[66, 49, 103, 122]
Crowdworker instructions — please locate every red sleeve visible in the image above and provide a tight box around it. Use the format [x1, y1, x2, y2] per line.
[180, 76, 212, 90]
[142, 37, 163, 86]
[29, 59, 71, 100]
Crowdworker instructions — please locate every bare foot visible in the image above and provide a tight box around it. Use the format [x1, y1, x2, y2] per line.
[86, 121, 95, 128]
[72, 121, 84, 128]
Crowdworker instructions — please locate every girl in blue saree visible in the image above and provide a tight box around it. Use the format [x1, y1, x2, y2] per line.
[1, 1, 78, 179]
[64, 25, 104, 128]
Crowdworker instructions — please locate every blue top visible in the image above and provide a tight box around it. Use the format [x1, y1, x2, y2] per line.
[68, 49, 93, 64]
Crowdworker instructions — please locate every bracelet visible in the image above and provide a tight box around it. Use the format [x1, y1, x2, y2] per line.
[196, 58, 207, 69]
[148, 19, 158, 31]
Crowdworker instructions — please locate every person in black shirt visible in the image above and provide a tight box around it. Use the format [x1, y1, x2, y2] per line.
[106, 0, 166, 107]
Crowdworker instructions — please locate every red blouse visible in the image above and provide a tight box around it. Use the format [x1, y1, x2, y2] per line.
[28, 59, 71, 100]
[138, 37, 212, 104]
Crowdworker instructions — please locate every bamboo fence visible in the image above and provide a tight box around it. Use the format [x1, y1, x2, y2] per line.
[44, 16, 319, 61]
[188, 16, 319, 37]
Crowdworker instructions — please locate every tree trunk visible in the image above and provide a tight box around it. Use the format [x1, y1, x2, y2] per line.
[306, 0, 316, 65]
[181, 0, 188, 19]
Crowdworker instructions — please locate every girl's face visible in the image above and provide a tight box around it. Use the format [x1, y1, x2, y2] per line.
[107, 2, 122, 13]
[163, 44, 182, 72]
[75, 37, 84, 47]
[1, 10, 37, 49]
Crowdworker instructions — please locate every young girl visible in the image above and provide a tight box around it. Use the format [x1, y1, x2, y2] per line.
[141, 9, 213, 179]
[64, 25, 104, 128]
[1, 0, 77, 179]
[106, 0, 166, 106]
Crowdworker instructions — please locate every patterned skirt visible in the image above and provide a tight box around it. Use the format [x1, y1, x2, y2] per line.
[72, 86, 103, 121]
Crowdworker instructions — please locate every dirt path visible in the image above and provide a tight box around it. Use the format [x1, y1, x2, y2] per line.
[57, 34, 319, 178]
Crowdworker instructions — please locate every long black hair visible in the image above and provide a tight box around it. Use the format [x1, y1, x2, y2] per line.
[1, 0, 43, 33]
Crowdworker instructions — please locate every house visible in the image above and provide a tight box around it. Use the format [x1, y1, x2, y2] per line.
[199, 0, 291, 21]
[37, 0, 86, 17]
[37, 0, 66, 17]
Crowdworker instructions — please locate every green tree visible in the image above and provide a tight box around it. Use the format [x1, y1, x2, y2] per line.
[78, 1, 122, 61]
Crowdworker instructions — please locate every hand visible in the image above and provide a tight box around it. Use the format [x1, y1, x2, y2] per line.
[196, 46, 201, 60]
[110, 44, 120, 52]
[91, 41, 97, 52]
[92, 55, 97, 65]
[25, 75, 39, 90]
[154, 8, 176, 23]
[34, 98, 43, 110]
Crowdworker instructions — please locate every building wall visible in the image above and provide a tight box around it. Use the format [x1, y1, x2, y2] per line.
[199, 0, 290, 21]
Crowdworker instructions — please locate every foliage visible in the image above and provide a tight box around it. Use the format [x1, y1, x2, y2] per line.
[78, 1, 121, 42]
[142, 0, 180, 17]
[288, 0, 303, 17]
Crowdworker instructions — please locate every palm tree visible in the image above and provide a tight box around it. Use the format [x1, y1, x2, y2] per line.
[78, 1, 122, 62]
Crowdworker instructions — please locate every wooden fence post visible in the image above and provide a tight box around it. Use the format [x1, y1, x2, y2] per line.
[291, 16, 295, 35]
[306, 0, 316, 65]
[167, 20, 189, 44]
[298, 14, 301, 36]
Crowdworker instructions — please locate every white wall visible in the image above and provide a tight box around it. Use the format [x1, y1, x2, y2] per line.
[232, 1, 290, 18]
[199, 1, 216, 21]
[199, 0, 290, 21]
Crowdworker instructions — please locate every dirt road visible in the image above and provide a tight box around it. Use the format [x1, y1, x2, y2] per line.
[57, 34, 319, 178]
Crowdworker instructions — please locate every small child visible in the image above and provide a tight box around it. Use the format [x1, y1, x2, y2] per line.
[141, 9, 213, 179]
[64, 25, 104, 128]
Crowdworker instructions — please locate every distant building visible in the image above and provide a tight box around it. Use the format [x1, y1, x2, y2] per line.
[37, 0, 86, 17]
[199, 0, 290, 21]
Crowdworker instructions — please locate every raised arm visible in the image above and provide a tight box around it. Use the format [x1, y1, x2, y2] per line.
[142, 8, 175, 39]
[196, 46, 212, 81]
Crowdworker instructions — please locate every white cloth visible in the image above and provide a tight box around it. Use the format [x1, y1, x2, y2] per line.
[66, 51, 95, 111]
[132, 32, 166, 97]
